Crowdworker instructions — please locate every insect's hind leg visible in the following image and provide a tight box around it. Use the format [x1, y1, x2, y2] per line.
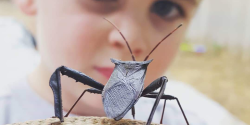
[49, 66, 104, 122]
[140, 76, 167, 125]
[143, 94, 189, 125]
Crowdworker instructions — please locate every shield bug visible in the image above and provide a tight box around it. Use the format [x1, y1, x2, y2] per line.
[49, 18, 189, 125]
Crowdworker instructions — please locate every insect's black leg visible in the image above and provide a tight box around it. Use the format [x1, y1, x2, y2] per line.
[161, 99, 166, 124]
[141, 76, 168, 97]
[49, 66, 104, 122]
[140, 76, 167, 125]
[65, 88, 102, 117]
[143, 94, 189, 125]
[131, 106, 135, 119]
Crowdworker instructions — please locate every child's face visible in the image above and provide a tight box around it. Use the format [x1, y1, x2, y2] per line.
[24, 0, 199, 115]
[36, 0, 197, 88]
[36, 0, 198, 85]
[36, 0, 197, 83]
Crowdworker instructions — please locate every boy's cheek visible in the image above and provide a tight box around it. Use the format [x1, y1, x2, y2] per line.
[37, 17, 102, 70]
[35, 8, 101, 72]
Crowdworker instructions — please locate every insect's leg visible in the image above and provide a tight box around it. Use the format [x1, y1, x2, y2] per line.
[59, 66, 104, 89]
[140, 76, 167, 125]
[141, 76, 168, 96]
[140, 76, 169, 123]
[143, 94, 189, 125]
[65, 88, 102, 117]
[49, 66, 104, 122]
[131, 106, 135, 119]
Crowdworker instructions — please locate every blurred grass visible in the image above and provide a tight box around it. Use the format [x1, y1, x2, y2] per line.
[169, 50, 250, 124]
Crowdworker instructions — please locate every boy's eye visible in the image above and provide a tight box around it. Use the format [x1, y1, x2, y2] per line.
[151, 0, 184, 21]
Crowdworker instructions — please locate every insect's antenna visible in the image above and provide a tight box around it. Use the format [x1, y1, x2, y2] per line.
[103, 18, 136, 61]
[144, 24, 183, 61]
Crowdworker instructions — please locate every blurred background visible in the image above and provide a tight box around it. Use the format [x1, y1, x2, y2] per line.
[0, 0, 249, 124]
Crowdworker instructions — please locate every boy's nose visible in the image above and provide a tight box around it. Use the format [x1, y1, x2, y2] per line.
[108, 21, 148, 58]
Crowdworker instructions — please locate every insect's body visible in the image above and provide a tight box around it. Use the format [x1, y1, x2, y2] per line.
[102, 58, 152, 120]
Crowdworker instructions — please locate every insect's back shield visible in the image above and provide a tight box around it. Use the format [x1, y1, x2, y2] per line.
[102, 58, 153, 120]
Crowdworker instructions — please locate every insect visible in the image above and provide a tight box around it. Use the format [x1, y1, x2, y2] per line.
[49, 18, 189, 125]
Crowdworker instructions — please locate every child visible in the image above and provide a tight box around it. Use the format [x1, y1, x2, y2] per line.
[0, 0, 247, 125]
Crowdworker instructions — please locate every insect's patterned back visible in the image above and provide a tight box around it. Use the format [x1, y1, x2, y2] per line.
[102, 58, 152, 120]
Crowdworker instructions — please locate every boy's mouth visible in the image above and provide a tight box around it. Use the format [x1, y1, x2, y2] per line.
[94, 67, 114, 79]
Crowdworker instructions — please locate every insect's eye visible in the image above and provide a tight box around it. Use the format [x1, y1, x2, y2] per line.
[151, 0, 184, 21]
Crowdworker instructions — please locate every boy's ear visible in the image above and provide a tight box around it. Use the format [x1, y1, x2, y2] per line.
[14, 0, 37, 15]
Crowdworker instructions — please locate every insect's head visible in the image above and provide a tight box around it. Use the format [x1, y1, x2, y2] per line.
[110, 58, 153, 76]
[104, 18, 182, 62]
[110, 58, 153, 67]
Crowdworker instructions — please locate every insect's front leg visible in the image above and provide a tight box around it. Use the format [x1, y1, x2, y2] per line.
[140, 76, 167, 125]
[49, 88, 102, 125]
[49, 66, 104, 122]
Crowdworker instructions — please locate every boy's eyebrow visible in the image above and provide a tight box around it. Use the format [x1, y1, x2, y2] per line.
[170, 0, 201, 5]
[185, 0, 201, 5]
